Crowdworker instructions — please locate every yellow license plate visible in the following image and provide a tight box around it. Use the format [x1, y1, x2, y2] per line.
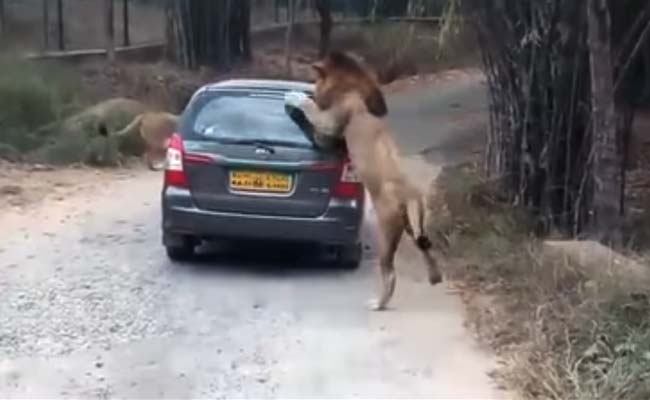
[229, 170, 292, 193]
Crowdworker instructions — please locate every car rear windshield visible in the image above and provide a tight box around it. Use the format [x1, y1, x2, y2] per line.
[180, 89, 315, 148]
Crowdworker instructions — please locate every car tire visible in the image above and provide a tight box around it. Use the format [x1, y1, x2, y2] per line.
[165, 242, 195, 262]
[337, 243, 362, 270]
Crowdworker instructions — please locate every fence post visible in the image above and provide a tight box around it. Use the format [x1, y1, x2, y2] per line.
[274, 0, 279, 22]
[122, 0, 130, 46]
[57, 0, 64, 50]
[285, 0, 296, 77]
[315, 0, 331, 57]
[242, 0, 251, 60]
[0, 0, 6, 36]
[105, 0, 115, 62]
[42, 0, 49, 49]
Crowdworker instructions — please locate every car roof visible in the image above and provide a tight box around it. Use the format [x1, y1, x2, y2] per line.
[201, 79, 314, 93]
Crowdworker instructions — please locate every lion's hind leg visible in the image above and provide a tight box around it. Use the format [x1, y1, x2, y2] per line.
[144, 150, 166, 171]
[368, 197, 404, 311]
[421, 248, 443, 286]
[404, 196, 443, 286]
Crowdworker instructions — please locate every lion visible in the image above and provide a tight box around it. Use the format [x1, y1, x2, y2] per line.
[99, 111, 179, 170]
[285, 51, 443, 311]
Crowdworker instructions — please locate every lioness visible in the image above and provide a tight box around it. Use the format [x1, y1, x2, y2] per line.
[285, 51, 443, 311]
[100, 112, 179, 170]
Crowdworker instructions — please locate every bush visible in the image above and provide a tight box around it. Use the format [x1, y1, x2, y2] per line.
[433, 164, 650, 399]
[29, 132, 121, 167]
[0, 57, 85, 153]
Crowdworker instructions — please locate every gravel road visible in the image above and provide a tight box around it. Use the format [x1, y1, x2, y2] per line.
[0, 73, 499, 399]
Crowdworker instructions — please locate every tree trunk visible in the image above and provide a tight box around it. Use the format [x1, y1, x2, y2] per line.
[587, 0, 622, 243]
[285, 0, 296, 77]
[370, 0, 379, 22]
[228, 0, 251, 61]
[229, 1, 241, 59]
[166, 0, 252, 70]
[122, 0, 130, 47]
[315, 0, 332, 57]
[105, 0, 115, 63]
[57, 0, 64, 50]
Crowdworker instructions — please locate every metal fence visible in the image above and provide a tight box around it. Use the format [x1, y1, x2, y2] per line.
[0, 0, 325, 54]
[0, 0, 442, 55]
[0, 0, 165, 53]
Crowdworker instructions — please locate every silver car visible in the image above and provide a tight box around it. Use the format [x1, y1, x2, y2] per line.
[161, 79, 365, 268]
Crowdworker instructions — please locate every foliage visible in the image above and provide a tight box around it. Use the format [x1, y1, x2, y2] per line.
[0, 57, 85, 154]
[27, 98, 147, 166]
[433, 165, 650, 400]
[0, 57, 145, 167]
[455, 0, 650, 236]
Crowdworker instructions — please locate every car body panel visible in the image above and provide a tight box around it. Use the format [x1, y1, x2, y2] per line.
[161, 79, 364, 247]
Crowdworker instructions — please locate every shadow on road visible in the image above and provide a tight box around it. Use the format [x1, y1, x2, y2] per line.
[171, 240, 364, 279]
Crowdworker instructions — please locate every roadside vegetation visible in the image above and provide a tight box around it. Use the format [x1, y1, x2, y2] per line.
[0, 56, 87, 160]
[429, 1, 650, 397]
[0, 18, 474, 168]
[431, 164, 650, 399]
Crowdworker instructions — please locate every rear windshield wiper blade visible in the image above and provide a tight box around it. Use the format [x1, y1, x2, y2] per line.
[221, 138, 309, 149]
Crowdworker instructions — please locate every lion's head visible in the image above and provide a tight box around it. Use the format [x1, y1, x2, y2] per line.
[311, 51, 387, 118]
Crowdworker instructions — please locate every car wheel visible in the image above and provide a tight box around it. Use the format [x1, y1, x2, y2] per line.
[337, 243, 362, 270]
[165, 241, 196, 262]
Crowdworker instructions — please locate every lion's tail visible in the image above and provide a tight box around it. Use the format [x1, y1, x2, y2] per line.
[405, 196, 443, 285]
[115, 114, 144, 137]
[405, 196, 432, 251]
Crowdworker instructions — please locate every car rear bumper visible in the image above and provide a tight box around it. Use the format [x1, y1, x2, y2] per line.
[162, 186, 364, 246]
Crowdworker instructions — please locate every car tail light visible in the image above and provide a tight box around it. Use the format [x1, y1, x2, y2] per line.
[164, 134, 214, 188]
[164, 133, 189, 188]
[333, 157, 363, 198]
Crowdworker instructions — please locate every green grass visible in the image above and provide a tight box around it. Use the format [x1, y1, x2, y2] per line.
[0, 56, 127, 166]
[0, 56, 86, 154]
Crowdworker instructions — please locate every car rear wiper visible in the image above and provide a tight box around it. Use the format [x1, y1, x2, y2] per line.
[286, 104, 313, 130]
[285, 106, 318, 145]
[221, 138, 309, 149]
[254, 139, 312, 149]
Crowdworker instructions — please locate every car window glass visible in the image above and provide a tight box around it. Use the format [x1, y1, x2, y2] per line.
[190, 93, 314, 148]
